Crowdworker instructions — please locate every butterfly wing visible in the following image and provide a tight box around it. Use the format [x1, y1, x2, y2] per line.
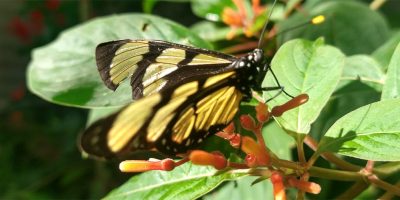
[80, 72, 242, 159]
[96, 40, 236, 99]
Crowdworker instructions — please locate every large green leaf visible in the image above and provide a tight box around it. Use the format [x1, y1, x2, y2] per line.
[338, 55, 385, 91]
[204, 176, 273, 200]
[310, 81, 381, 141]
[381, 42, 400, 100]
[277, 1, 390, 55]
[105, 163, 247, 199]
[27, 14, 211, 108]
[263, 39, 345, 134]
[263, 121, 295, 160]
[317, 99, 400, 161]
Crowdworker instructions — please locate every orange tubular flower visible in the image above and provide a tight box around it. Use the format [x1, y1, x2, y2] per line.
[189, 150, 227, 170]
[119, 159, 176, 173]
[271, 172, 286, 200]
[271, 94, 309, 117]
[241, 136, 269, 166]
[287, 177, 321, 194]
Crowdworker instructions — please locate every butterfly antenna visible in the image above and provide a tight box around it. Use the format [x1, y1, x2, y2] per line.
[257, 0, 279, 49]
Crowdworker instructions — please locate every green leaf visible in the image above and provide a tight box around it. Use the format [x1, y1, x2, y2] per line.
[104, 163, 247, 200]
[381, 42, 400, 100]
[191, 0, 235, 22]
[264, 39, 345, 134]
[338, 55, 385, 90]
[263, 121, 295, 160]
[190, 21, 231, 42]
[372, 31, 400, 70]
[203, 176, 273, 200]
[318, 99, 400, 161]
[310, 81, 381, 141]
[277, 1, 390, 55]
[27, 14, 211, 108]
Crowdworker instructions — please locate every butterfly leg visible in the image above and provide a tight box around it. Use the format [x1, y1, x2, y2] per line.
[261, 86, 285, 103]
[264, 63, 295, 99]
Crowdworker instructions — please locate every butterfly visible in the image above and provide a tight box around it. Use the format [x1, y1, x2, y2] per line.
[80, 40, 273, 159]
[79, 2, 288, 160]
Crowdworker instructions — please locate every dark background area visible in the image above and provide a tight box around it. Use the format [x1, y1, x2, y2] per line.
[0, 1, 200, 199]
[1, 0, 400, 199]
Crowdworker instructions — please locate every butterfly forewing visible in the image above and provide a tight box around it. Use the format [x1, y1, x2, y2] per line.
[80, 72, 242, 159]
[96, 40, 236, 99]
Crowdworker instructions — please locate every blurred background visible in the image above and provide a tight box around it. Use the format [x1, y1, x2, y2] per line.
[0, 1, 199, 199]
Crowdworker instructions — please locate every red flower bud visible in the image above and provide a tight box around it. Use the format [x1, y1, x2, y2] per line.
[240, 115, 256, 131]
[271, 172, 286, 200]
[271, 94, 309, 117]
[189, 150, 227, 170]
[119, 159, 175, 173]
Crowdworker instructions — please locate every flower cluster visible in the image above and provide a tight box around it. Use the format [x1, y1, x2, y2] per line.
[119, 93, 321, 199]
[222, 0, 266, 39]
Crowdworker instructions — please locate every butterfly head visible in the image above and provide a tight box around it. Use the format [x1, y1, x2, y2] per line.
[233, 48, 267, 99]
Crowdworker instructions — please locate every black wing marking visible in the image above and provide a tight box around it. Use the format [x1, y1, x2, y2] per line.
[95, 40, 236, 99]
[80, 71, 242, 159]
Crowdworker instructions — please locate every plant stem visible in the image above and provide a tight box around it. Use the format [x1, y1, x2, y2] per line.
[296, 135, 306, 163]
[304, 136, 361, 171]
[379, 181, 400, 199]
[271, 158, 303, 172]
[254, 126, 268, 155]
[308, 166, 363, 181]
[368, 175, 400, 196]
[80, 0, 90, 22]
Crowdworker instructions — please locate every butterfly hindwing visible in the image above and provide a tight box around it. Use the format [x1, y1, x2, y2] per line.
[96, 40, 236, 99]
[80, 72, 242, 159]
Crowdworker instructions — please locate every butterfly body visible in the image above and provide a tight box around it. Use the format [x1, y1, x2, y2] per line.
[81, 40, 268, 159]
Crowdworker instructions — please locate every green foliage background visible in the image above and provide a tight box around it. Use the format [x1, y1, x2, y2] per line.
[1, 0, 400, 199]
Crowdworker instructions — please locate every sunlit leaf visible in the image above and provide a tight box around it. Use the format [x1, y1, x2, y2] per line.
[318, 99, 400, 161]
[264, 38, 345, 134]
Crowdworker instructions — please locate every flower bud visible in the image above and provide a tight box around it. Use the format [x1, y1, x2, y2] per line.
[287, 177, 321, 194]
[240, 115, 256, 131]
[271, 94, 309, 117]
[271, 171, 286, 200]
[119, 159, 176, 173]
[189, 150, 227, 170]
[241, 136, 269, 166]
